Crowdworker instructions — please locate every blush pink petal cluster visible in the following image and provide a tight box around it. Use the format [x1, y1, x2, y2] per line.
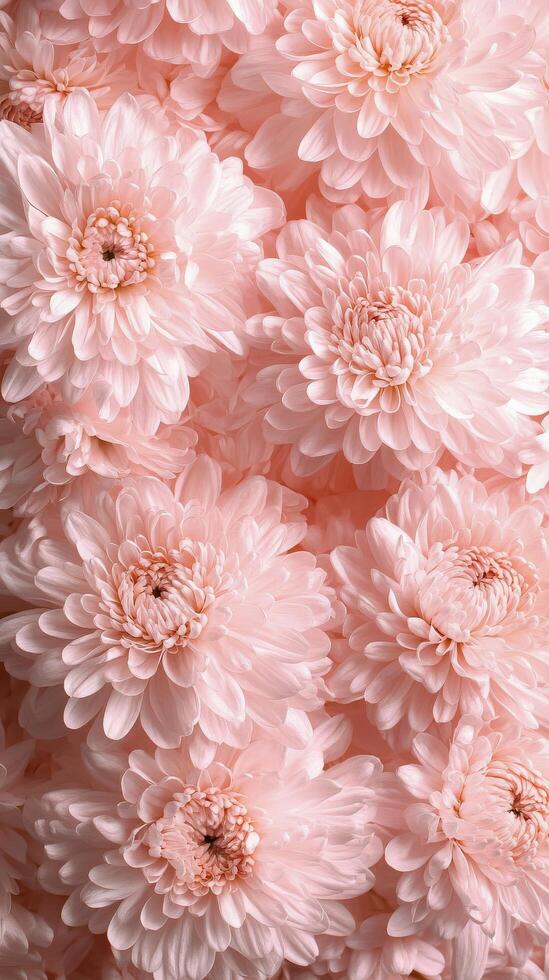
[0, 455, 333, 752]
[27, 730, 382, 980]
[0, 89, 283, 434]
[521, 415, 549, 493]
[274, 889, 446, 979]
[330, 468, 549, 747]
[480, 0, 548, 215]
[0, 899, 53, 980]
[0, 716, 35, 923]
[384, 716, 549, 975]
[0, 381, 196, 516]
[0, 4, 132, 129]
[232, 0, 543, 215]
[244, 201, 549, 482]
[0, 0, 547, 973]
[41, 0, 279, 75]
[484, 932, 548, 980]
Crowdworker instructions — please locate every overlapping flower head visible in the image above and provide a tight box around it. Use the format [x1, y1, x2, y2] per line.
[0, 87, 283, 433]
[243, 200, 549, 483]
[224, 0, 546, 214]
[0, 0, 547, 978]
[26, 721, 382, 979]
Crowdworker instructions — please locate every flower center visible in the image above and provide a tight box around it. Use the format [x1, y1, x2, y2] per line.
[332, 286, 435, 388]
[484, 762, 549, 862]
[144, 787, 259, 896]
[348, 0, 448, 80]
[107, 542, 227, 655]
[0, 69, 73, 128]
[419, 544, 533, 642]
[0, 93, 43, 128]
[67, 203, 155, 293]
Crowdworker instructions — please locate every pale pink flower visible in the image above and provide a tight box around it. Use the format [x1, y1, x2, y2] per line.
[244, 201, 549, 482]
[0, 4, 132, 128]
[0, 90, 283, 433]
[27, 731, 382, 980]
[0, 455, 333, 751]
[0, 382, 196, 516]
[232, 0, 542, 215]
[41, 0, 279, 75]
[330, 468, 549, 747]
[384, 716, 549, 974]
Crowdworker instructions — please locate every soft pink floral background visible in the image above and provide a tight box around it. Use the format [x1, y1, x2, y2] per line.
[0, 1, 547, 978]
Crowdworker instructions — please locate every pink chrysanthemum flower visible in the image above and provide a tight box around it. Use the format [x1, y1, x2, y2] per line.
[0, 455, 333, 751]
[0, 381, 196, 516]
[384, 717, 549, 972]
[244, 202, 549, 482]
[330, 468, 549, 747]
[237, 0, 542, 214]
[0, 5, 131, 128]
[27, 732, 382, 980]
[41, 0, 279, 75]
[0, 90, 283, 433]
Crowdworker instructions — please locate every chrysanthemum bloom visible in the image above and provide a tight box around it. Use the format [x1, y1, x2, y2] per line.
[0, 5, 131, 128]
[27, 732, 382, 980]
[0, 381, 196, 516]
[237, 0, 542, 214]
[41, 0, 279, 75]
[0, 90, 283, 433]
[0, 455, 333, 751]
[330, 468, 549, 747]
[384, 716, 549, 977]
[244, 202, 549, 482]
